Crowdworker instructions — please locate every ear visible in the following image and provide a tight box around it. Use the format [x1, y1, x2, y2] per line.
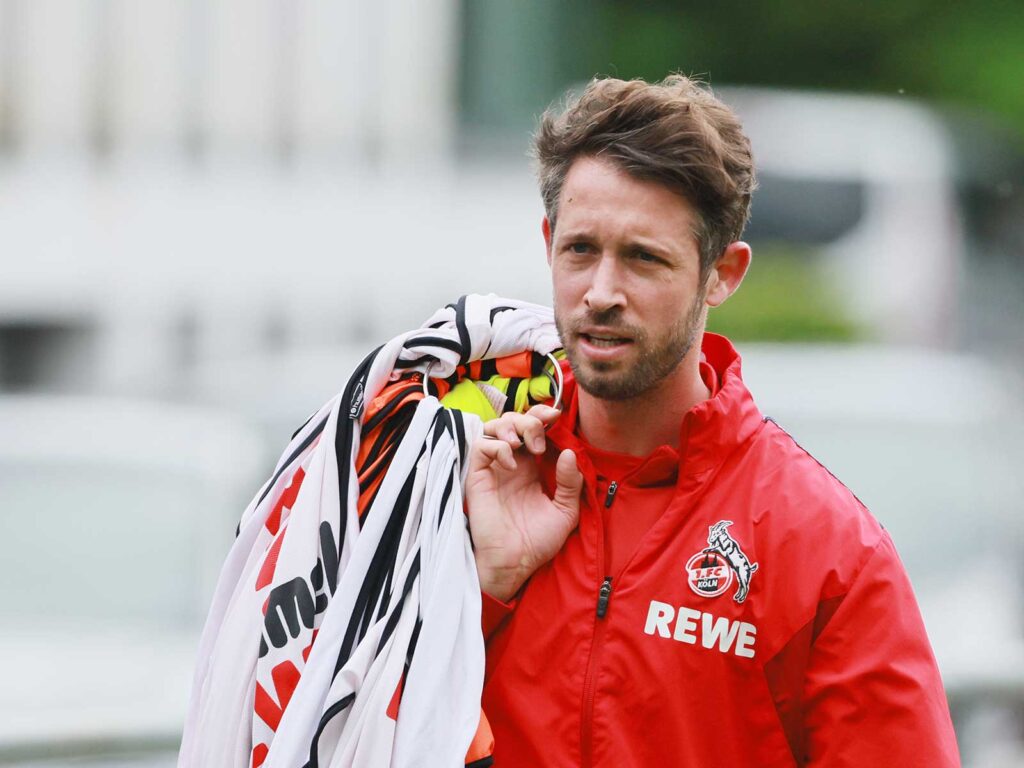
[704, 241, 752, 308]
[542, 217, 553, 266]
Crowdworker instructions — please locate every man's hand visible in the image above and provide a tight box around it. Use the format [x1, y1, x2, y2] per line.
[465, 404, 584, 603]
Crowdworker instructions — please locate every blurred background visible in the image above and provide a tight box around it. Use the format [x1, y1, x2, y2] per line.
[1, 1, 1023, 765]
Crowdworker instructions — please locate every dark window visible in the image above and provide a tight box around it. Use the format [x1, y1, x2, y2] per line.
[744, 174, 866, 245]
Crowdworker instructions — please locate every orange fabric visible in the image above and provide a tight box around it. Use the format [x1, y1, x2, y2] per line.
[494, 350, 536, 377]
[356, 377, 425, 517]
[464, 709, 495, 764]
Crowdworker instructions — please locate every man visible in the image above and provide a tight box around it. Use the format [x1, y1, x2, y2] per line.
[464, 76, 960, 766]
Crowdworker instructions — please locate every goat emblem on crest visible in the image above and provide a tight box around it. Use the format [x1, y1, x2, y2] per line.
[685, 520, 759, 604]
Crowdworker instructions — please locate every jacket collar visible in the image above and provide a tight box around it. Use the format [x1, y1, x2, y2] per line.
[546, 333, 764, 487]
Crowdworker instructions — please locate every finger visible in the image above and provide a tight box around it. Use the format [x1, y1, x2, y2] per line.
[525, 404, 561, 425]
[519, 414, 549, 455]
[483, 412, 551, 453]
[470, 436, 517, 472]
[498, 422, 523, 448]
[552, 449, 583, 523]
[482, 414, 521, 446]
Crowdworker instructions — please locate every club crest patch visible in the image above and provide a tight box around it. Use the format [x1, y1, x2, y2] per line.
[686, 520, 759, 604]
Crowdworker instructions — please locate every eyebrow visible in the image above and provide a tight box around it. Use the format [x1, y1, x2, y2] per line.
[555, 229, 595, 243]
[559, 230, 675, 257]
[627, 239, 673, 258]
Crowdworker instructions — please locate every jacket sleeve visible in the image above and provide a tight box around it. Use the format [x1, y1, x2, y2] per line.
[481, 591, 517, 641]
[802, 532, 961, 767]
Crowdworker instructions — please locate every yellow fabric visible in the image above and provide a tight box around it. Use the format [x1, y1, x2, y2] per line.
[441, 380, 501, 422]
[439, 362, 560, 420]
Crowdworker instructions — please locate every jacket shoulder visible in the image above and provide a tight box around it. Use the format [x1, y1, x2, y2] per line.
[739, 418, 888, 592]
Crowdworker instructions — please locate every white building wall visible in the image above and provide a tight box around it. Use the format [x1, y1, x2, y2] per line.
[0, 0, 481, 402]
[0, 0, 460, 163]
[107, 0, 190, 157]
[8, 0, 98, 156]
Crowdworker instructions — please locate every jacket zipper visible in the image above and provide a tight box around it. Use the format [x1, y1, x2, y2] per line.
[581, 480, 617, 766]
[604, 480, 618, 508]
[595, 576, 613, 619]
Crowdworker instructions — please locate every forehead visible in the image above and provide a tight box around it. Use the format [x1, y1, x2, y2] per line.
[556, 156, 699, 246]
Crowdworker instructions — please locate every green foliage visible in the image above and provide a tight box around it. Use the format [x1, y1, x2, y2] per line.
[705, 248, 864, 342]
[590, 1, 1024, 139]
[460, 1, 1024, 141]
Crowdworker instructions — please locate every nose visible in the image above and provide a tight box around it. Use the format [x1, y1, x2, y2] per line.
[584, 254, 626, 313]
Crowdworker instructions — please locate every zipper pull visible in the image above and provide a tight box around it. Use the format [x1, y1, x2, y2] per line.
[604, 480, 619, 508]
[596, 577, 613, 619]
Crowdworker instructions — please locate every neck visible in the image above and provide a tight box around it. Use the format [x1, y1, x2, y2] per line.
[576, 346, 711, 457]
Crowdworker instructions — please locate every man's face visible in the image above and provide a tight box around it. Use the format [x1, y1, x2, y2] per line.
[546, 156, 708, 401]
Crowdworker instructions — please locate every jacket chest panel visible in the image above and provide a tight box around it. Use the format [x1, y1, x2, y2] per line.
[581, 477, 765, 601]
[563, 471, 784, 671]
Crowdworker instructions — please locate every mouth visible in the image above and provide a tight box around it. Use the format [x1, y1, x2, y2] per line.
[580, 333, 632, 348]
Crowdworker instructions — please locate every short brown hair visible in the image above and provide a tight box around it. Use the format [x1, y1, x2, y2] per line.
[532, 75, 756, 276]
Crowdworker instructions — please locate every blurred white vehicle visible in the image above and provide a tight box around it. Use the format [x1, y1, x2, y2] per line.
[721, 86, 1024, 353]
[722, 87, 963, 345]
[0, 396, 266, 764]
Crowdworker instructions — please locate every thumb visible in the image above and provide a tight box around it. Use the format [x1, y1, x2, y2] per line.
[552, 449, 583, 519]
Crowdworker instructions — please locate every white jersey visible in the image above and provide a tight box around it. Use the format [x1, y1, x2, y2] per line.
[179, 294, 560, 768]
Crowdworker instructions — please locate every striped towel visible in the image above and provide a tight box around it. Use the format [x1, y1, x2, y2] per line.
[179, 295, 561, 768]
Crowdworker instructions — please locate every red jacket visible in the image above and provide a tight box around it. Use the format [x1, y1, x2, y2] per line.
[480, 333, 959, 767]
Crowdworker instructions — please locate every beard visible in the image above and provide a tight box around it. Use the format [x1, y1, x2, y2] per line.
[555, 292, 706, 401]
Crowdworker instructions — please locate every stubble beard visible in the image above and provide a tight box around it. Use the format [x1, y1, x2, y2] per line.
[555, 291, 706, 402]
